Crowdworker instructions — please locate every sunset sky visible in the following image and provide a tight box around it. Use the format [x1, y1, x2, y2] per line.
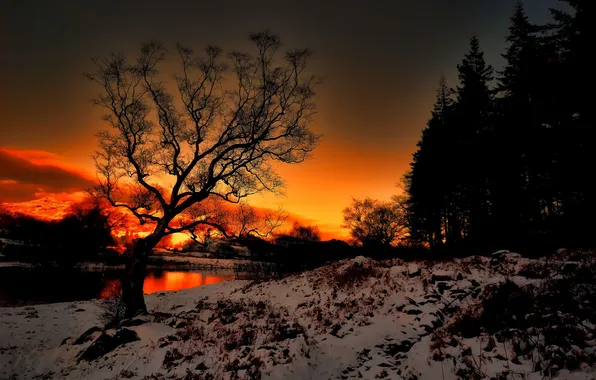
[0, 0, 559, 238]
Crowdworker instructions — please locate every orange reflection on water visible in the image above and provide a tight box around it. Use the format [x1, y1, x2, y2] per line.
[97, 271, 235, 299]
[142, 271, 235, 294]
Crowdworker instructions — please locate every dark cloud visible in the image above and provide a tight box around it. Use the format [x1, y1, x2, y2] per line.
[0, 149, 94, 201]
[0, 181, 40, 202]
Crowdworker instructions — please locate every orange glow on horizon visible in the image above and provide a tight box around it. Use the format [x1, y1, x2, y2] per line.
[1, 192, 350, 246]
[1, 142, 401, 242]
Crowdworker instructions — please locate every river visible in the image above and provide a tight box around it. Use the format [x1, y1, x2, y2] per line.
[0, 266, 242, 306]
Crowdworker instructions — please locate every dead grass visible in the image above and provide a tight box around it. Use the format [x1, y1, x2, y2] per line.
[97, 283, 125, 329]
[332, 261, 379, 289]
[434, 254, 596, 378]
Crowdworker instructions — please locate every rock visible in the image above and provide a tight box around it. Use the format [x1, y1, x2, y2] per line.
[76, 328, 139, 362]
[120, 316, 149, 327]
[404, 306, 423, 315]
[157, 334, 179, 348]
[408, 264, 421, 277]
[77, 333, 116, 362]
[60, 337, 74, 346]
[456, 273, 464, 281]
[113, 328, 140, 345]
[73, 326, 102, 345]
[431, 270, 453, 283]
[436, 282, 452, 294]
[152, 311, 173, 321]
[353, 256, 371, 266]
[175, 320, 188, 329]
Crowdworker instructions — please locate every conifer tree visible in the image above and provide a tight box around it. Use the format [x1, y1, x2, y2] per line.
[407, 75, 455, 248]
[548, 0, 594, 245]
[494, 1, 544, 246]
[453, 36, 494, 245]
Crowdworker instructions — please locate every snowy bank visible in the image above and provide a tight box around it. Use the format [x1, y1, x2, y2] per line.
[1, 251, 595, 379]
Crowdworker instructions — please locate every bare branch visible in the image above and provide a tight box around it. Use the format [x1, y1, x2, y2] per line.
[88, 30, 320, 244]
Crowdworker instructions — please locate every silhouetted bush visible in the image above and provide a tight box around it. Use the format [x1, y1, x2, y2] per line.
[273, 239, 357, 275]
[285, 222, 321, 242]
[333, 260, 379, 289]
[97, 282, 125, 329]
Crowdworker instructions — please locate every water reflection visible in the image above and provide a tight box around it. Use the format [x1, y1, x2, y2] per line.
[143, 271, 235, 294]
[0, 267, 239, 306]
[98, 271, 236, 299]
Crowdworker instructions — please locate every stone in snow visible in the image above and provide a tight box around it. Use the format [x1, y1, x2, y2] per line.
[76, 328, 140, 362]
[408, 264, 421, 277]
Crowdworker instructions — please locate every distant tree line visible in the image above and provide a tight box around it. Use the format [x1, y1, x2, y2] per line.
[406, 1, 591, 253]
[0, 202, 114, 264]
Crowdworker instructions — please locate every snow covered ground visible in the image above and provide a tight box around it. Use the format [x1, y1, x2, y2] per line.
[1, 251, 595, 379]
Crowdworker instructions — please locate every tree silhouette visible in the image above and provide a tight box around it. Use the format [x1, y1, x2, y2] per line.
[405, 1, 594, 253]
[453, 36, 494, 246]
[406, 75, 455, 248]
[548, 0, 594, 245]
[343, 197, 407, 248]
[492, 1, 545, 246]
[87, 31, 321, 316]
[288, 222, 321, 242]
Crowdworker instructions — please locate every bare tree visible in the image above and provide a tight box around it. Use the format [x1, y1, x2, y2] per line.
[342, 197, 408, 247]
[87, 31, 320, 316]
[182, 201, 286, 248]
[232, 202, 287, 238]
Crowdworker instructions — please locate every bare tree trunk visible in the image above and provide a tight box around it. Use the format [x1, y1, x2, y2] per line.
[122, 237, 157, 317]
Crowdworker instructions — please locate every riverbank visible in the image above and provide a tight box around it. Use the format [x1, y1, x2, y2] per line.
[0, 253, 272, 272]
[1, 251, 595, 379]
[76, 254, 270, 271]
